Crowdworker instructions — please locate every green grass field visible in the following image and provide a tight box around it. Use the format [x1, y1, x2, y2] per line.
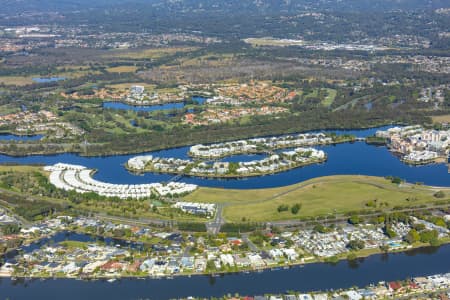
[105, 47, 198, 59]
[322, 88, 337, 107]
[0, 76, 34, 86]
[243, 37, 304, 47]
[432, 115, 450, 123]
[184, 175, 446, 222]
[107, 66, 138, 73]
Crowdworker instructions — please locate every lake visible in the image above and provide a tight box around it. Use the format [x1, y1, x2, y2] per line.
[103, 97, 207, 113]
[32, 77, 66, 83]
[0, 134, 43, 141]
[0, 126, 450, 188]
[103, 101, 186, 112]
[3, 231, 144, 262]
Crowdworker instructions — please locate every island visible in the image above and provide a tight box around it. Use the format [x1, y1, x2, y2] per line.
[125, 132, 354, 178]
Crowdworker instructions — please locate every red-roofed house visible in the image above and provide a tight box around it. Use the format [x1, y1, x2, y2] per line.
[101, 261, 124, 272]
[388, 281, 402, 292]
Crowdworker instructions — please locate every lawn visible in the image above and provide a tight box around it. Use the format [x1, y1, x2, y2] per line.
[0, 104, 21, 115]
[59, 240, 90, 249]
[432, 115, 450, 123]
[106, 82, 157, 91]
[184, 175, 444, 222]
[107, 66, 138, 73]
[0, 165, 45, 173]
[0, 76, 34, 86]
[303, 89, 318, 99]
[322, 88, 337, 107]
[333, 95, 371, 111]
[243, 37, 304, 47]
[105, 47, 199, 59]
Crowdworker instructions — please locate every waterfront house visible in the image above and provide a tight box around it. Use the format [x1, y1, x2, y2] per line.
[282, 248, 298, 261]
[269, 249, 284, 260]
[248, 254, 265, 268]
[140, 259, 155, 272]
[180, 256, 194, 270]
[219, 254, 235, 267]
[83, 260, 107, 274]
[61, 262, 80, 275]
[194, 257, 207, 272]
[313, 294, 329, 300]
[233, 255, 251, 268]
[101, 261, 124, 273]
[343, 291, 362, 300]
[388, 281, 402, 292]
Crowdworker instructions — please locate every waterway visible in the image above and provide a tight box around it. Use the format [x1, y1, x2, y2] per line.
[0, 134, 43, 141]
[103, 101, 186, 112]
[0, 126, 449, 188]
[32, 77, 66, 83]
[102, 96, 207, 113]
[3, 231, 144, 262]
[1, 243, 450, 300]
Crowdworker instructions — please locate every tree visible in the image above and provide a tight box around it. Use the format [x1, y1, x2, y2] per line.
[1, 224, 21, 235]
[419, 230, 439, 244]
[377, 215, 386, 224]
[413, 223, 426, 231]
[291, 203, 301, 214]
[347, 253, 357, 261]
[390, 176, 402, 184]
[348, 215, 361, 225]
[313, 224, 330, 234]
[277, 204, 289, 213]
[347, 239, 365, 251]
[404, 229, 420, 244]
[379, 244, 389, 252]
[384, 226, 397, 239]
[434, 191, 445, 198]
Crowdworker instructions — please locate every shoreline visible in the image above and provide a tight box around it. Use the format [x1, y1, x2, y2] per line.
[127, 157, 327, 179]
[186, 139, 352, 160]
[401, 156, 447, 166]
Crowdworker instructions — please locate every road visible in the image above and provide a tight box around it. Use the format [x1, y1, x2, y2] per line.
[269, 204, 450, 227]
[92, 213, 171, 227]
[241, 233, 259, 252]
[206, 203, 225, 235]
